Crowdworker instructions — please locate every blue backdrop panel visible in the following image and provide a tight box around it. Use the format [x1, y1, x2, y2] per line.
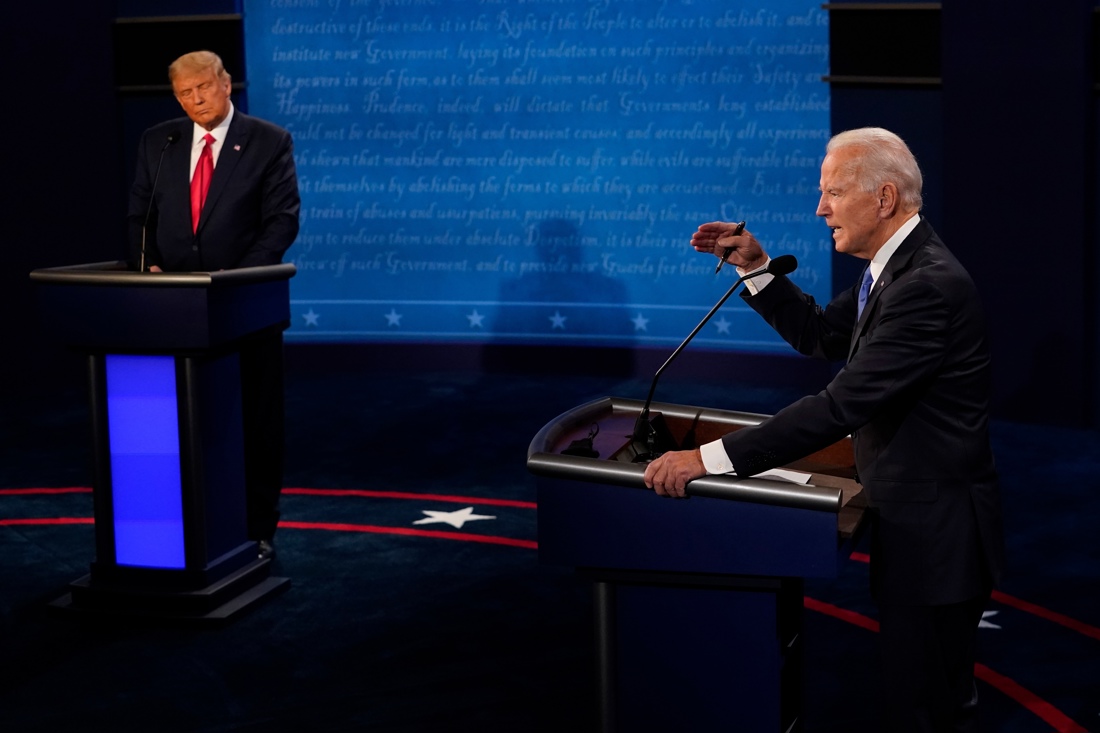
[243, 0, 830, 351]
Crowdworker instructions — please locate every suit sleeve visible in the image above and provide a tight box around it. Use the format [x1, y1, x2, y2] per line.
[126, 131, 158, 270]
[723, 275, 953, 476]
[235, 128, 300, 268]
[740, 274, 858, 362]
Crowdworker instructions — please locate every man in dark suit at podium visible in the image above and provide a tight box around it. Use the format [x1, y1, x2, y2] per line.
[127, 50, 301, 558]
[643, 128, 1005, 733]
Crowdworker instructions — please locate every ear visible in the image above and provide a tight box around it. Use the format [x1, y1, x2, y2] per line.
[877, 183, 900, 218]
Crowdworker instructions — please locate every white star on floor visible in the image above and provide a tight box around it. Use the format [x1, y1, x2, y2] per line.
[979, 610, 1001, 629]
[302, 308, 320, 326]
[413, 506, 496, 529]
[631, 313, 649, 331]
[549, 311, 567, 329]
[467, 310, 485, 328]
[384, 308, 403, 327]
[714, 316, 733, 335]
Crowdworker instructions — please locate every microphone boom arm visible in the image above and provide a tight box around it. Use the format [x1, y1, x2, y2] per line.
[631, 254, 798, 461]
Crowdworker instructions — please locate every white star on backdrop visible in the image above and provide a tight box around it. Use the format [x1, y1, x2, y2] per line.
[413, 506, 496, 529]
[302, 308, 320, 326]
[714, 316, 733, 335]
[467, 310, 485, 328]
[384, 309, 403, 327]
[549, 311, 567, 330]
[631, 313, 649, 332]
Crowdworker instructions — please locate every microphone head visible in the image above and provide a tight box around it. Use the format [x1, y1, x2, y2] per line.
[166, 131, 181, 144]
[767, 254, 798, 276]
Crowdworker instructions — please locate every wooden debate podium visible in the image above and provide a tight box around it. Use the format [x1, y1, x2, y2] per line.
[29, 261, 295, 622]
[528, 396, 866, 733]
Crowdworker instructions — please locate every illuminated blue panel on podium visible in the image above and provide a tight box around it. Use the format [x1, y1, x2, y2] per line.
[106, 355, 185, 569]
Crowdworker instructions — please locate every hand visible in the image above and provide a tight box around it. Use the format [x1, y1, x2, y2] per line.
[149, 265, 163, 273]
[691, 222, 768, 272]
[642, 449, 706, 498]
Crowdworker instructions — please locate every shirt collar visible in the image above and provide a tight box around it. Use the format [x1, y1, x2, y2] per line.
[869, 213, 920, 281]
[191, 101, 234, 146]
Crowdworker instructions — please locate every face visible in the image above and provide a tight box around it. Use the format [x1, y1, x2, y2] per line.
[816, 147, 888, 260]
[172, 67, 232, 131]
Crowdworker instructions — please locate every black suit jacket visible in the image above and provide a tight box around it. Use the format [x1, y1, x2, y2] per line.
[128, 110, 300, 272]
[722, 218, 1005, 605]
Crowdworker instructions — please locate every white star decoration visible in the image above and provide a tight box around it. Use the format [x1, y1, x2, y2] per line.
[631, 313, 649, 332]
[714, 316, 732, 335]
[384, 309, 402, 327]
[467, 310, 485, 328]
[413, 506, 496, 529]
[302, 309, 320, 326]
[979, 610, 1001, 629]
[549, 311, 567, 330]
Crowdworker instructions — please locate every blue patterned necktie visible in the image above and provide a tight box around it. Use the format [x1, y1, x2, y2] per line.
[856, 267, 874, 320]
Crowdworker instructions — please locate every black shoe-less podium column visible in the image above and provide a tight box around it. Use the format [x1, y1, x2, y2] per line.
[30, 261, 295, 622]
[528, 397, 866, 733]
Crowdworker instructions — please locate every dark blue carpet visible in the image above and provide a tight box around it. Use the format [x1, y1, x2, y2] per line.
[1, 362, 1097, 732]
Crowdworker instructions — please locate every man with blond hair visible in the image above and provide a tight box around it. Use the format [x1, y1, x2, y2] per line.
[128, 51, 300, 558]
[644, 128, 1005, 732]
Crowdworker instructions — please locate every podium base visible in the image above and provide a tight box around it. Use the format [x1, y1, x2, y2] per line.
[47, 559, 290, 624]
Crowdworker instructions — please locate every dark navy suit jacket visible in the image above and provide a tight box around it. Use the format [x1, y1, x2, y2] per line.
[128, 110, 300, 272]
[722, 218, 1006, 606]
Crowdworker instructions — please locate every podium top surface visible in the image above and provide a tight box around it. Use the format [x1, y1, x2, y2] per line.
[29, 261, 296, 288]
[528, 396, 863, 518]
[30, 262, 297, 351]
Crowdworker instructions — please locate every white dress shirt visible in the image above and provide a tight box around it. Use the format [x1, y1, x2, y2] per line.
[189, 102, 235, 181]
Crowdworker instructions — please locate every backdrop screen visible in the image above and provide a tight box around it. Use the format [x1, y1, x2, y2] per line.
[243, 0, 830, 351]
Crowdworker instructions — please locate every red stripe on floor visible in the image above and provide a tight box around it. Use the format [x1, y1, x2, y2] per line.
[283, 487, 537, 509]
[991, 590, 1100, 642]
[0, 517, 93, 526]
[278, 520, 537, 549]
[0, 488, 92, 495]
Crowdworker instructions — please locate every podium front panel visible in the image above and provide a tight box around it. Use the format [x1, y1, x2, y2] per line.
[106, 355, 186, 568]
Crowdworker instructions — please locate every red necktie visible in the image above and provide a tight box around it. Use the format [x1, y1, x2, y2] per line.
[190, 133, 215, 233]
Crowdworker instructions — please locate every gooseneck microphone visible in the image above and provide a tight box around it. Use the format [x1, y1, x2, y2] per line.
[631, 253, 799, 462]
[139, 130, 181, 272]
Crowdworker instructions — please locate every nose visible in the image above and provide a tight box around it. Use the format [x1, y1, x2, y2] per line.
[815, 193, 829, 217]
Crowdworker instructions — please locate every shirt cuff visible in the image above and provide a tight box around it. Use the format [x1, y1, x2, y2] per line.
[700, 439, 735, 475]
[736, 258, 773, 296]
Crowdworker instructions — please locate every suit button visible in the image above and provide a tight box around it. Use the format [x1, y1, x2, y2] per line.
[192, 245, 199, 251]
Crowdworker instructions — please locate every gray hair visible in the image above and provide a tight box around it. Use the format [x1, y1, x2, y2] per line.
[826, 127, 924, 212]
[168, 50, 231, 84]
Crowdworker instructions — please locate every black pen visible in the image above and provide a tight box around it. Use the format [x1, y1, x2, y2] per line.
[714, 220, 747, 274]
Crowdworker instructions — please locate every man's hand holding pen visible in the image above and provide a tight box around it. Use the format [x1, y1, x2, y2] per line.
[691, 221, 769, 274]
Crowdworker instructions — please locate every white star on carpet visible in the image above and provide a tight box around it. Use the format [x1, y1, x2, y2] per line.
[384, 309, 403, 327]
[467, 310, 486, 328]
[302, 309, 320, 326]
[631, 313, 649, 332]
[549, 311, 567, 330]
[714, 316, 732, 335]
[979, 610, 1001, 629]
[413, 506, 496, 529]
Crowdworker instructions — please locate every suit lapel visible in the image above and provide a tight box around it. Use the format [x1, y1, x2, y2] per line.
[196, 114, 250, 234]
[847, 219, 928, 359]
